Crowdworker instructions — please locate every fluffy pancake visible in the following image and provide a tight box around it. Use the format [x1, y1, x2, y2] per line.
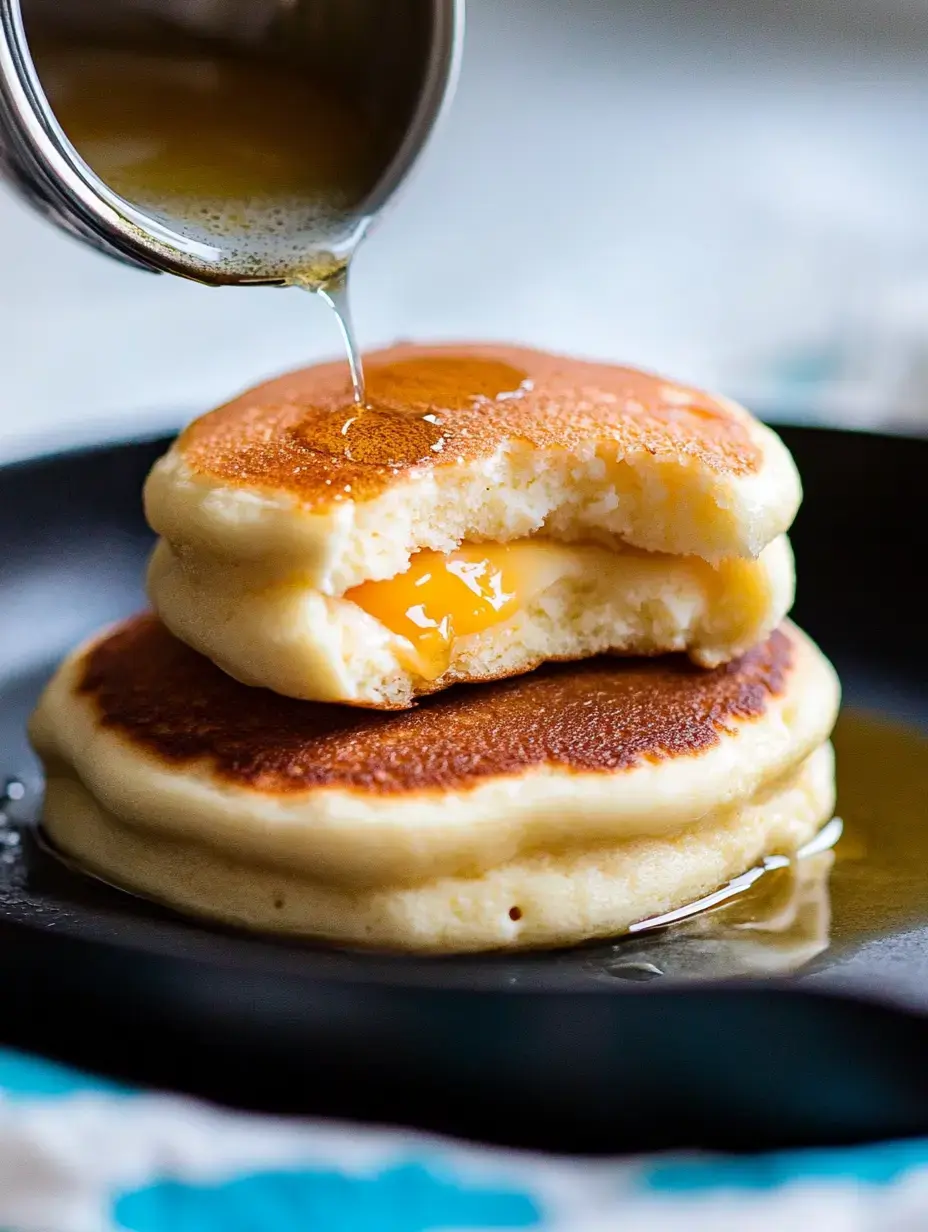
[42, 744, 834, 952]
[30, 617, 839, 951]
[148, 534, 794, 707]
[147, 344, 800, 575]
[145, 343, 801, 705]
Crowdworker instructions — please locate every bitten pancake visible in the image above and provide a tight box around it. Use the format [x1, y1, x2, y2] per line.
[148, 534, 794, 707]
[30, 617, 839, 951]
[145, 344, 801, 705]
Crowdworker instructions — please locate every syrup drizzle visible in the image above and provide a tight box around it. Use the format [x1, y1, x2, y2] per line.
[318, 269, 365, 406]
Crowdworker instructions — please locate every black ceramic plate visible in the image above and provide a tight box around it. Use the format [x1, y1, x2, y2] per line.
[3, 427, 928, 1155]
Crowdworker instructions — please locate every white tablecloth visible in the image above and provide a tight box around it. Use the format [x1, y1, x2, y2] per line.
[4, 1047, 928, 1232]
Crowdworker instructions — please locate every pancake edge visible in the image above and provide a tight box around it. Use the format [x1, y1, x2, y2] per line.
[145, 400, 800, 593]
[146, 534, 796, 707]
[39, 743, 835, 953]
[29, 621, 840, 888]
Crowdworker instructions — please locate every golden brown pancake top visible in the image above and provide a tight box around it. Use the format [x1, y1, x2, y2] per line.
[176, 344, 762, 508]
[77, 616, 792, 795]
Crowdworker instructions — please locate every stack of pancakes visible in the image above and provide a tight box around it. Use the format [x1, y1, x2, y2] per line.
[30, 344, 840, 952]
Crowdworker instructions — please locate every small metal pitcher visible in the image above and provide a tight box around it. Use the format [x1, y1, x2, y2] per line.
[0, 0, 463, 283]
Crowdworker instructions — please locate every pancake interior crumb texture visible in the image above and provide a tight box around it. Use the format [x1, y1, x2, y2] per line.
[147, 344, 801, 587]
[145, 344, 802, 705]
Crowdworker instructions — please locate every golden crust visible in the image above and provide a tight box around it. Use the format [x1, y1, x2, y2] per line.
[76, 614, 794, 796]
[176, 343, 763, 509]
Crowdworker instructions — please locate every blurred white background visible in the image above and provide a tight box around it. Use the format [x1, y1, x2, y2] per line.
[3, 0, 928, 461]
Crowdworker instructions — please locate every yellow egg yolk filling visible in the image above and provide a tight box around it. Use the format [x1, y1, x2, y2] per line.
[345, 544, 529, 680]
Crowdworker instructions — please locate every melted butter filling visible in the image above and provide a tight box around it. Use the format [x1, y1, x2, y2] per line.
[346, 542, 575, 680]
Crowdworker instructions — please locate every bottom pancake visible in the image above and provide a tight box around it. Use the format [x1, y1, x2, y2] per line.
[29, 615, 839, 952]
[41, 743, 834, 951]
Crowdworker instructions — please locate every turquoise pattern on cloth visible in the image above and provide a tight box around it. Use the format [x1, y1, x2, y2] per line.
[114, 1162, 540, 1232]
[1, 1045, 928, 1231]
